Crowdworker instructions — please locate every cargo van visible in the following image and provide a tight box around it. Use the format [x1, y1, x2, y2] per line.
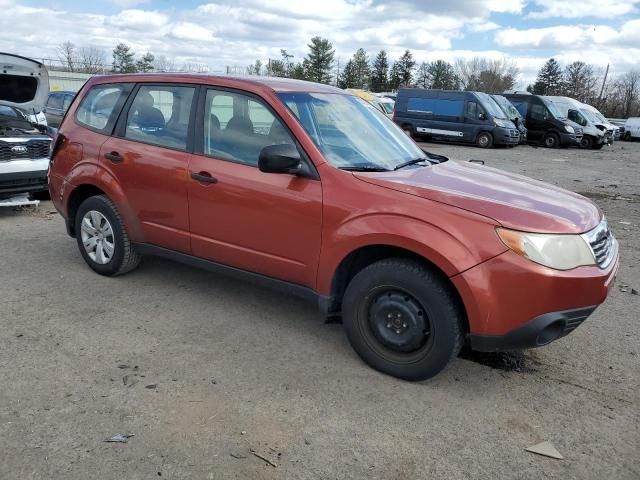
[624, 117, 640, 140]
[394, 89, 520, 148]
[490, 94, 527, 144]
[580, 103, 616, 143]
[503, 93, 582, 148]
[543, 96, 607, 149]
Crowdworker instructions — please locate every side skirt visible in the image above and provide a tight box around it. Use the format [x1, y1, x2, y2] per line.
[134, 243, 331, 313]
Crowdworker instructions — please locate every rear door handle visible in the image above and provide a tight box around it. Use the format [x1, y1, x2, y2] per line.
[191, 171, 218, 184]
[104, 151, 123, 162]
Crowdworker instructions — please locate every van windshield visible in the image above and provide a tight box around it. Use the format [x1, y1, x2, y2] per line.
[491, 95, 522, 121]
[476, 92, 507, 119]
[278, 92, 426, 171]
[541, 98, 565, 119]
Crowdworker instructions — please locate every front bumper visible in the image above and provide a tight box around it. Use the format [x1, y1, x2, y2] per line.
[493, 127, 520, 145]
[559, 132, 581, 147]
[452, 241, 619, 351]
[0, 168, 48, 196]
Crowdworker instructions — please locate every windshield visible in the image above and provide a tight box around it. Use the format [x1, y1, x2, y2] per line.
[580, 108, 599, 123]
[491, 95, 522, 120]
[541, 98, 564, 119]
[476, 92, 506, 119]
[278, 92, 425, 170]
[378, 100, 395, 114]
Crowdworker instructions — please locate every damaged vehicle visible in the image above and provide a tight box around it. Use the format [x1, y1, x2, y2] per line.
[543, 96, 608, 150]
[0, 53, 53, 203]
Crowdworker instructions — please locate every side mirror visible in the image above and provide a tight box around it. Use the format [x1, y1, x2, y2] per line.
[513, 117, 519, 128]
[259, 144, 301, 175]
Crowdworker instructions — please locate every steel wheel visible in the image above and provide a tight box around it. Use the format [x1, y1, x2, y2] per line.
[80, 210, 115, 265]
[367, 289, 433, 359]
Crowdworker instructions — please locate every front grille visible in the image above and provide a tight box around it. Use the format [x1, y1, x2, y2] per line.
[0, 139, 51, 162]
[582, 218, 616, 269]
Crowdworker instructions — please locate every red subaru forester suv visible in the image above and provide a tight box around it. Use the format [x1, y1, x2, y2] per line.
[49, 74, 619, 380]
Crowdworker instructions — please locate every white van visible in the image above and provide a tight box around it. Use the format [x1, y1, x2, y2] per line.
[624, 117, 640, 140]
[580, 103, 617, 142]
[0, 52, 52, 199]
[543, 96, 607, 149]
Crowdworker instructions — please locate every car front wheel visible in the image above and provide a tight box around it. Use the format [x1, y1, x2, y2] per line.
[75, 195, 140, 276]
[341, 258, 464, 381]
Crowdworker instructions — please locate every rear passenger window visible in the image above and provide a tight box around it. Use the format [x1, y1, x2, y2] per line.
[76, 84, 129, 132]
[125, 85, 195, 151]
[203, 90, 294, 166]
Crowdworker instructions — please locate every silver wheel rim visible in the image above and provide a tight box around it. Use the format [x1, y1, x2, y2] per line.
[479, 135, 489, 146]
[80, 210, 115, 265]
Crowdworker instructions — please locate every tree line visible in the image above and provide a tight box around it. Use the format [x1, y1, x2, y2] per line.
[53, 38, 640, 118]
[528, 58, 640, 118]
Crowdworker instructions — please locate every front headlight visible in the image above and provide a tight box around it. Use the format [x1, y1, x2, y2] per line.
[564, 125, 575, 133]
[496, 228, 595, 270]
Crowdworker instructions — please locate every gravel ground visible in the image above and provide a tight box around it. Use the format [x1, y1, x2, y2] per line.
[1, 141, 638, 479]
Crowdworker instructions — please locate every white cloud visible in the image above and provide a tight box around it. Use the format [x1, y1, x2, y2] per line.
[527, 0, 640, 19]
[470, 21, 501, 32]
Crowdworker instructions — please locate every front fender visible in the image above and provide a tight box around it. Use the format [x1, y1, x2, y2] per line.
[316, 212, 506, 295]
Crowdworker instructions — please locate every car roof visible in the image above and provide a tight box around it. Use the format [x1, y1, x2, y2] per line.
[86, 73, 345, 95]
[49, 91, 75, 95]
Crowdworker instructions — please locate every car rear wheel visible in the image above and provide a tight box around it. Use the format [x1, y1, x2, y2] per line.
[341, 258, 464, 381]
[75, 195, 140, 276]
[543, 132, 560, 148]
[476, 132, 493, 148]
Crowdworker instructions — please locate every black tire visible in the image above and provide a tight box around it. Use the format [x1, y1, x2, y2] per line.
[543, 132, 560, 148]
[624, 132, 631, 141]
[476, 132, 493, 148]
[75, 195, 140, 276]
[341, 258, 464, 381]
[580, 136, 593, 149]
[402, 125, 415, 138]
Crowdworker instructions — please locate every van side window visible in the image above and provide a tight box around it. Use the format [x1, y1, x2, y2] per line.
[203, 89, 295, 166]
[466, 101, 477, 118]
[124, 85, 195, 151]
[76, 84, 129, 132]
[531, 104, 547, 121]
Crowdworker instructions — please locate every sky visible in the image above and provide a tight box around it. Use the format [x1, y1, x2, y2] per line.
[0, 0, 639, 87]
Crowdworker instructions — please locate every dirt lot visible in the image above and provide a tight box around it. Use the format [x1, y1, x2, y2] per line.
[1, 141, 639, 479]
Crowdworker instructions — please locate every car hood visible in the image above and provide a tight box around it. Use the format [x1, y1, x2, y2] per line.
[353, 160, 601, 234]
[0, 52, 49, 113]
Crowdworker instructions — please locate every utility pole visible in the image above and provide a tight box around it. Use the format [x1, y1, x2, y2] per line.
[598, 63, 609, 103]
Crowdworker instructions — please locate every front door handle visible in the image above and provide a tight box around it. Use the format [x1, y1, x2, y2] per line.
[191, 171, 218, 184]
[104, 151, 123, 162]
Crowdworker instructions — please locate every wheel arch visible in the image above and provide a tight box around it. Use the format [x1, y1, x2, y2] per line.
[324, 243, 470, 335]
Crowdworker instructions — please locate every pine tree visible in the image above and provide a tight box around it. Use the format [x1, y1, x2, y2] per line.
[370, 50, 389, 92]
[531, 58, 563, 95]
[303, 37, 335, 84]
[112, 43, 136, 73]
[135, 52, 155, 73]
[338, 59, 357, 89]
[389, 62, 403, 91]
[396, 50, 416, 87]
[352, 48, 370, 89]
[427, 60, 459, 90]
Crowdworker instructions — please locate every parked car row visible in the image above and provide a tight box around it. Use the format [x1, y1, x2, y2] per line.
[386, 87, 632, 150]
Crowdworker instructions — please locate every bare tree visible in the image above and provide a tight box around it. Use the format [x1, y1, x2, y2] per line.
[57, 41, 77, 72]
[455, 57, 518, 92]
[563, 62, 598, 103]
[153, 55, 176, 72]
[77, 46, 106, 74]
[614, 71, 640, 117]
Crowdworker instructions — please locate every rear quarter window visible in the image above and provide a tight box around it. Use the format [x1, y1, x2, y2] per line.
[75, 84, 130, 133]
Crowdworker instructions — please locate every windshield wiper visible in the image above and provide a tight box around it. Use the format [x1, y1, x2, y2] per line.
[393, 157, 431, 171]
[339, 165, 391, 172]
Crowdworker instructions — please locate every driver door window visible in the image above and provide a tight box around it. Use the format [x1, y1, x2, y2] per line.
[203, 90, 294, 166]
[531, 104, 548, 121]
